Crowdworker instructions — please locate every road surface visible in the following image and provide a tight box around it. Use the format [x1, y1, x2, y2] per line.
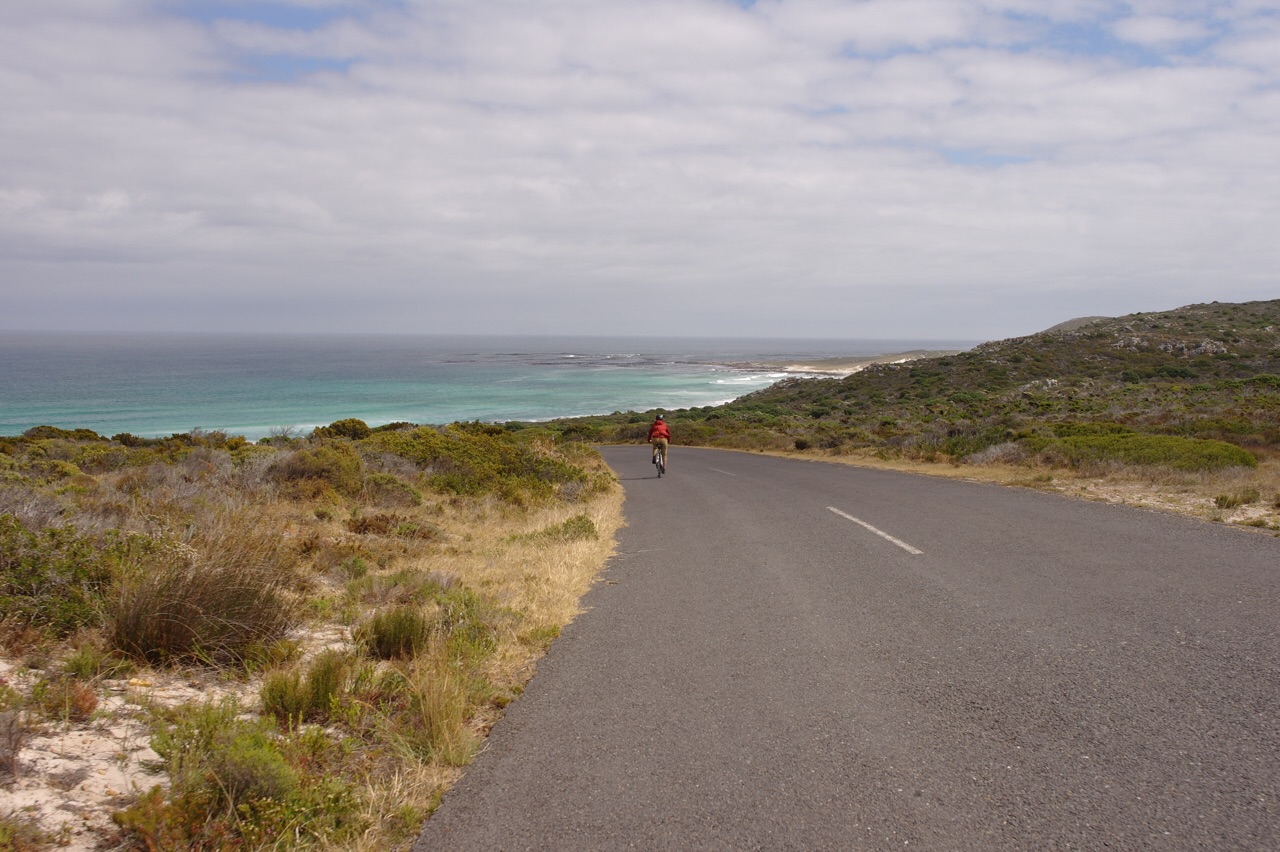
[415, 446, 1280, 850]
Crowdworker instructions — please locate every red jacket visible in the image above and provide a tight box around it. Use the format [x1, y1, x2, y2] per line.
[647, 420, 670, 441]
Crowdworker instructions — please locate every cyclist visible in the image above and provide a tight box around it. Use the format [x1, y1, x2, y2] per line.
[647, 414, 670, 472]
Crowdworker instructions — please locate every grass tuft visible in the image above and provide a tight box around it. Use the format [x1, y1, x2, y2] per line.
[356, 606, 434, 660]
[1215, 488, 1262, 509]
[108, 526, 299, 666]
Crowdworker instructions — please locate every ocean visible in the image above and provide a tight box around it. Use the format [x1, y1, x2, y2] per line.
[0, 332, 976, 440]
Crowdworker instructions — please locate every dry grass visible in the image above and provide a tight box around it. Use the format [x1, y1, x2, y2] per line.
[769, 446, 1280, 532]
[108, 520, 302, 666]
[427, 498, 624, 684]
[0, 430, 625, 850]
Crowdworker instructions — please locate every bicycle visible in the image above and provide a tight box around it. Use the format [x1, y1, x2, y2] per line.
[651, 441, 666, 477]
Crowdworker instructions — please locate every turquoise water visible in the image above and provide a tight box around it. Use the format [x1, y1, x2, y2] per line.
[0, 333, 975, 440]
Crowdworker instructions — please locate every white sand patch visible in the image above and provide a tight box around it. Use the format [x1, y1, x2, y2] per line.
[771, 349, 964, 378]
[0, 623, 352, 848]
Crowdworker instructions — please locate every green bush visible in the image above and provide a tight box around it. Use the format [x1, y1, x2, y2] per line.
[1049, 434, 1257, 471]
[346, 568, 444, 608]
[356, 606, 434, 660]
[362, 425, 588, 504]
[304, 650, 349, 719]
[312, 418, 372, 441]
[122, 698, 364, 847]
[0, 515, 132, 637]
[31, 674, 98, 724]
[516, 514, 598, 543]
[262, 650, 352, 728]
[63, 644, 132, 681]
[1155, 364, 1198, 379]
[269, 442, 364, 496]
[151, 699, 295, 806]
[260, 670, 311, 729]
[363, 472, 423, 507]
[22, 426, 105, 442]
[346, 512, 438, 539]
[435, 586, 501, 663]
[1051, 422, 1133, 438]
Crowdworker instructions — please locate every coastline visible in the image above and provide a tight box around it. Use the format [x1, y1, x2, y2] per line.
[730, 349, 965, 378]
[1, 337, 973, 438]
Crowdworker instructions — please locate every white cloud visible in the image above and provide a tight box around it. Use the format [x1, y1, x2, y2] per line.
[0, 0, 1277, 339]
[1112, 14, 1211, 47]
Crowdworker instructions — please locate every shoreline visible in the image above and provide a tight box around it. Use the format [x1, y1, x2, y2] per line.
[725, 349, 965, 379]
[2, 348, 967, 439]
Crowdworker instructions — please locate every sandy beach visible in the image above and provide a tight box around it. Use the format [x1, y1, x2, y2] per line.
[739, 349, 966, 378]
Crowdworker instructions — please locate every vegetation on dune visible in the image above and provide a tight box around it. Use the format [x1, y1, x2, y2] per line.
[0, 420, 619, 850]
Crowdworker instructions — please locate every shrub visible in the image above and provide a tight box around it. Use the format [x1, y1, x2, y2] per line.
[0, 515, 126, 637]
[346, 512, 437, 539]
[304, 649, 350, 720]
[337, 556, 369, 580]
[551, 514, 597, 541]
[361, 425, 588, 504]
[213, 730, 299, 808]
[363, 472, 423, 508]
[1155, 364, 1198, 379]
[436, 586, 501, 663]
[356, 606, 434, 660]
[262, 650, 352, 728]
[312, 418, 372, 441]
[345, 569, 445, 609]
[64, 643, 132, 681]
[1049, 434, 1257, 471]
[269, 442, 363, 496]
[516, 514, 598, 543]
[126, 696, 364, 849]
[1051, 422, 1133, 438]
[22, 426, 104, 442]
[260, 670, 311, 729]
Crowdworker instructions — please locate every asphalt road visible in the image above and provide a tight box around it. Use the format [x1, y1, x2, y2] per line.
[415, 446, 1280, 850]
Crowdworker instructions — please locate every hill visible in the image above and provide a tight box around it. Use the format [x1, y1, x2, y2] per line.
[547, 299, 1280, 473]
[1041, 315, 1111, 333]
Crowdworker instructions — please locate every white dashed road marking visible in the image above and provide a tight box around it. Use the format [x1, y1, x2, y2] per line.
[827, 507, 924, 555]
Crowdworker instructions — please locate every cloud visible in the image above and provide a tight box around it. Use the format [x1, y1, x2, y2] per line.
[1, 0, 1277, 340]
[1112, 13, 1212, 48]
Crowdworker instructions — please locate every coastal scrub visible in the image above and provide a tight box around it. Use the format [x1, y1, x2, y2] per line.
[0, 419, 621, 849]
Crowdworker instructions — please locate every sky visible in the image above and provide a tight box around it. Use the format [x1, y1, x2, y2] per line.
[2, 0, 1278, 341]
